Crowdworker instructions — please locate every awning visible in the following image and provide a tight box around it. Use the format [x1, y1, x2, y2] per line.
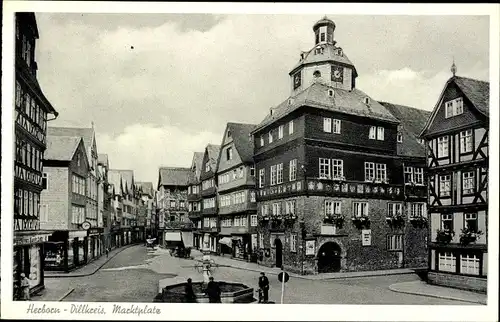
[181, 231, 193, 248]
[165, 232, 182, 242]
[232, 236, 243, 241]
[219, 237, 232, 247]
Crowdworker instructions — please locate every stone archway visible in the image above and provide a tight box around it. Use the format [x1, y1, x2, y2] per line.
[317, 241, 342, 273]
[274, 238, 283, 268]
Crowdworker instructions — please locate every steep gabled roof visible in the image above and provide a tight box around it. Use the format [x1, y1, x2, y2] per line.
[44, 135, 84, 161]
[188, 152, 205, 184]
[47, 126, 96, 162]
[206, 144, 221, 170]
[108, 169, 134, 195]
[379, 101, 431, 158]
[226, 122, 256, 163]
[137, 182, 154, 197]
[253, 82, 398, 133]
[158, 167, 191, 189]
[420, 76, 490, 138]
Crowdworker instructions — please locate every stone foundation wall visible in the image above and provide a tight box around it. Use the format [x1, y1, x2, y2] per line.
[428, 271, 487, 293]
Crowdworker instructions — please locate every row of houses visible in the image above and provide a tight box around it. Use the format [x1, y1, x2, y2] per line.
[11, 13, 156, 299]
[156, 17, 489, 293]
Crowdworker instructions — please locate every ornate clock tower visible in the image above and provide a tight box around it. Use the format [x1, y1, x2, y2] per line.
[289, 16, 358, 94]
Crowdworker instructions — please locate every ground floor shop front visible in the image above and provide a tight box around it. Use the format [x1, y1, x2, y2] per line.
[218, 234, 258, 262]
[13, 231, 50, 299]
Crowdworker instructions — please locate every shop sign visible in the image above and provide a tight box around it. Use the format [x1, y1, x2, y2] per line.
[88, 228, 102, 235]
[14, 234, 49, 246]
[305, 240, 316, 256]
[361, 229, 372, 246]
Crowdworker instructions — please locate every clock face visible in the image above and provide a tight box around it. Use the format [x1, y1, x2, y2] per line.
[81, 221, 91, 230]
[331, 65, 344, 83]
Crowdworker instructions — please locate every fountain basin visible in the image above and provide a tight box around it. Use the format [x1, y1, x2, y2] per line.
[155, 277, 255, 303]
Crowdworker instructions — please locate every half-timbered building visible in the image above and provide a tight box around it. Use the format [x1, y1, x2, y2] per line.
[13, 12, 58, 298]
[187, 152, 205, 249]
[215, 123, 258, 261]
[420, 71, 489, 293]
[252, 17, 430, 274]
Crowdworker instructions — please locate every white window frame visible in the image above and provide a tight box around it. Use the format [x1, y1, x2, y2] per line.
[332, 159, 343, 179]
[270, 165, 277, 186]
[364, 162, 375, 181]
[445, 100, 454, 118]
[397, 132, 403, 143]
[377, 127, 385, 141]
[460, 254, 480, 275]
[441, 214, 453, 231]
[268, 131, 273, 144]
[319, 158, 331, 179]
[437, 136, 449, 158]
[205, 161, 210, 172]
[277, 163, 283, 184]
[404, 166, 413, 184]
[259, 234, 264, 249]
[455, 97, 464, 115]
[272, 203, 281, 216]
[464, 213, 478, 232]
[290, 234, 297, 252]
[438, 252, 456, 273]
[285, 200, 296, 215]
[278, 125, 284, 139]
[387, 235, 403, 251]
[460, 129, 473, 154]
[325, 200, 342, 216]
[332, 119, 341, 134]
[260, 136, 264, 147]
[250, 215, 258, 227]
[439, 175, 451, 197]
[369, 126, 377, 139]
[462, 171, 475, 195]
[226, 147, 233, 161]
[375, 163, 387, 182]
[323, 118, 332, 133]
[414, 168, 424, 185]
[409, 203, 426, 218]
[259, 169, 265, 188]
[289, 159, 297, 181]
[288, 120, 294, 135]
[388, 203, 402, 217]
[353, 202, 368, 218]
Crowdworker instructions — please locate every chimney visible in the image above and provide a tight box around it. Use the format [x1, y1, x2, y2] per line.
[270, 107, 274, 116]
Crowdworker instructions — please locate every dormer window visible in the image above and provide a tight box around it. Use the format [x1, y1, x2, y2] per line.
[227, 130, 231, 138]
[313, 70, 322, 78]
[363, 97, 370, 104]
[320, 32, 326, 42]
[445, 97, 464, 118]
[397, 132, 403, 143]
[328, 89, 334, 97]
[205, 161, 210, 172]
[268, 131, 273, 143]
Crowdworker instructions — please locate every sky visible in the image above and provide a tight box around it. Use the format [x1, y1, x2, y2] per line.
[33, 13, 490, 185]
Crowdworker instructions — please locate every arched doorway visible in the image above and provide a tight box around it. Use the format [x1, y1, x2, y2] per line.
[274, 238, 283, 268]
[317, 242, 342, 273]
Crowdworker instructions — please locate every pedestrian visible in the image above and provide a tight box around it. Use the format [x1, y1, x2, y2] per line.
[205, 276, 221, 303]
[20, 273, 30, 301]
[258, 272, 269, 303]
[184, 278, 196, 303]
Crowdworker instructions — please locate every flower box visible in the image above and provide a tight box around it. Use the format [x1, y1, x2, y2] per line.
[459, 228, 483, 245]
[436, 229, 454, 244]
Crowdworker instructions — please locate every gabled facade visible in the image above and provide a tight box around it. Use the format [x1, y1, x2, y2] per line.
[40, 135, 92, 272]
[199, 144, 221, 253]
[187, 152, 205, 248]
[252, 17, 429, 275]
[216, 123, 259, 260]
[136, 182, 156, 240]
[97, 153, 113, 250]
[13, 12, 58, 298]
[420, 74, 489, 293]
[157, 167, 191, 246]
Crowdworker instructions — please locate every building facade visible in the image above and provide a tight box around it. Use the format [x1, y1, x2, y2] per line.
[156, 167, 191, 247]
[47, 126, 104, 261]
[420, 73, 489, 293]
[216, 123, 259, 261]
[137, 182, 155, 241]
[187, 152, 204, 249]
[40, 135, 91, 272]
[97, 154, 112, 250]
[199, 145, 221, 253]
[252, 17, 429, 274]
[13, 12, 58, 298]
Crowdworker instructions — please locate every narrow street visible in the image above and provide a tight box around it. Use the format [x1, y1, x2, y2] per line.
[47, 245, 472, 304]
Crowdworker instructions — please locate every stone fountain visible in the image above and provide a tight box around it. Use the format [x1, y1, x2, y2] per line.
[154, 242, 255, 303]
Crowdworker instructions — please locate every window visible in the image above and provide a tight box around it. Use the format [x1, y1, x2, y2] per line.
[290, 234, 297, 252]
[259, 234, 264, 249]
[365, 162, 375, 181]
[210, 217, 217, 228]
[445, 97, 464, 118]
[260, 136, 264, 147]
[439, 175, 451, 197]
[353, 202, 368, 218]
[234, 216, 241, 227]
[250, 191, 256, 202]
[414, 168, 424, 185]
[377, 127, 385, 140]
[72, 175, 86, 195]
[226, 147, 233, 161]
[387, 235, 403, 251]
[369, 126, 376, 139]
[259, 169, 265, 188]
[272, 203, 281, 216]
[42, 172, 48, 190]
[289, 159, 297, 181]
[325, 200, 341, 216]
[262, 204, 269, 216]
[462, 171, 475, 195]
[285, 200, 296, 215]
[437, 136, 449, 158]
[277, 163, 283, 184]
[441, 214, 453, 231]
[323, 118, 332, 133]
[180, 200, 185, 208]
[319, 158, 331, 179]
[461, 254, 480, 275]
[438, 252, 456, 273]
[464, 213, 478, 232]
[170, 200, 176, 208]
[268, 132, 273, 144]
[250, 166, 255, 177]
[270, 165, 277, 186]
[460, 130, 473, 153]
[409, 203, 426, 218]
[404, 167, 413, 184]
[332, 159, 343, 179]
[375, 163, 387, 182]
[204, 217, 210, 228]
[251, 215, 258, 227]
[288, 120, 294, 135]
[205, 161, 210, 172]
[397, 132, 403, 143]
[203, 198, 215, 209]
[15, 81, 22, 107]
[278, 125, 284, 139]
[388, 203, 402, 217]
[333, 119, 341, 134]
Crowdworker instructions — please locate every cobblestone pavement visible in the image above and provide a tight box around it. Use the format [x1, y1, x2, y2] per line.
[45, 245, 473, 304]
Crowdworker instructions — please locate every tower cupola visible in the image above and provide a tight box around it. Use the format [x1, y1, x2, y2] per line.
[313, 16, 336, 45]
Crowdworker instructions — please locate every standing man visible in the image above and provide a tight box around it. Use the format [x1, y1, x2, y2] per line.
[205, 276, 222, 303]
[184, 278, 196, 303]
[258, 272, 269, 303]
[20, 273, 30, 301]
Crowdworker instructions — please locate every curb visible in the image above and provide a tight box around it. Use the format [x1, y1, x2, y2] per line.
[45, 244, 137, 278]
[388, 284, 487, 305]
[58, 288, 75, 301]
